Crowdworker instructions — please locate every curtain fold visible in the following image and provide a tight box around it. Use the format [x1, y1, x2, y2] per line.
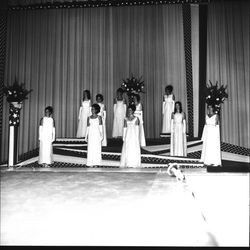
[2, 5, 187, 160]
[207, 0, 250, 148]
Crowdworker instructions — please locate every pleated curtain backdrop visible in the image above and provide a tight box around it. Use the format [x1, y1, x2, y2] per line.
[2, 5, 187, 160]
[207, 0, 250, 148]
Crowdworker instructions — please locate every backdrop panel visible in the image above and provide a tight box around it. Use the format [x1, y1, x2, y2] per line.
[2, 5, 187, 160]
[191, 4, 199, 138]
[207, 0, 250, 148]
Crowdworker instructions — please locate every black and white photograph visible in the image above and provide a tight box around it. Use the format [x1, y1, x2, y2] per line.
[0, 0, 249, 247]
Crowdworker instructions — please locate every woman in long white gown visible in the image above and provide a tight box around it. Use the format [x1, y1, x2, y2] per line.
[76, 90, 91, 138]
[120, 104, 141, 168]
[201, 104, 222, 166]
[133, 94, 146, 147]
[85, 103, 103, 167]
[162, 85, 175, 134]
[38, 106, 56, 167]
[112, 88, 127, 138]
[96, 94, 107, 146]
[170, 101, 187, 157]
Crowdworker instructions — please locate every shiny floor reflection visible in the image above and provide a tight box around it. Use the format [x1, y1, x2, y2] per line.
[1, 169, 248, 246]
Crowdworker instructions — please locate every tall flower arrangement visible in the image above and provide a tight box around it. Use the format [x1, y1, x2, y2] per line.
[3, 79, 33, 167]
[3, 78, 32, 103]
[3, 79, 32, 127]
[121, 75, 145, 105]
[205, 80, 228, 115]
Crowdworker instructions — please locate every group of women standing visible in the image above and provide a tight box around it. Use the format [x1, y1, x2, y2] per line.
[38, 85, 222, 168]
[161, 85, 187, 157]
[75, 88, 145, 168]
[161, 84, 221, 167]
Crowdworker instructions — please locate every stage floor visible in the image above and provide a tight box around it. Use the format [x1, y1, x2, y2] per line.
[1, 168, 249, 246]
[3, 137, 249, 170]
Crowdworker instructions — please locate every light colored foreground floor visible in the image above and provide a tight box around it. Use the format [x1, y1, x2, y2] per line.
[0, 168, 249, 246]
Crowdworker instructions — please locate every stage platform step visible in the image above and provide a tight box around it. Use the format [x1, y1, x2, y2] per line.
[1, 138, 249, 172]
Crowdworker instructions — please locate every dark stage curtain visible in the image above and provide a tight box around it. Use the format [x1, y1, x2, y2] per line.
[2, 5, 187, 160]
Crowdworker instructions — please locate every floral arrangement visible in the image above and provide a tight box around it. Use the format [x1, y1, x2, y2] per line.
[205, 80, 228, 114]
[3, 79, 32, 103]
[121, 75, 145, 104]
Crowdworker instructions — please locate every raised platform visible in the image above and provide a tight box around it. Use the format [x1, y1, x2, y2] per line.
[1, 137, 249, 172]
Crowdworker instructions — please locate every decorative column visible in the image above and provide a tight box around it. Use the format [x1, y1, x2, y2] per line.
[8, 102, 22, 167]
[3, 79, 32, 167]
[182, 4, 194, 138]
[198, 4, 208, 138]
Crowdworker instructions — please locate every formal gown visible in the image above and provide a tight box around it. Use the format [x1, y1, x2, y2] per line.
[97, 103, 107, 146]
[134, 103, 146, 146]
[87, 116, 102, 166]
[76, 100, 91, 138]
[112, 98, 127, 137]
[162, 94, 175, 133]
[201, 114, 222, 166]
[120, 117, 141, 168]
[170, 112, 187, 157]
[38, 117, 55, 165]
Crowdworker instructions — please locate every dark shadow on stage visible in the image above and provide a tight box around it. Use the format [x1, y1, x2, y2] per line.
[207, 160, 249, 173]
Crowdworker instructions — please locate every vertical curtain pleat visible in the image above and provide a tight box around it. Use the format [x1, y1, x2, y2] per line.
[2, 5, 186, 160]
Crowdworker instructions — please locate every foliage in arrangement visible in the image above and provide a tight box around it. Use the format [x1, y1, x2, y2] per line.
[3, 78, 33, 103]
[121, 74, 145, 104]
[205, 80, 228, 114]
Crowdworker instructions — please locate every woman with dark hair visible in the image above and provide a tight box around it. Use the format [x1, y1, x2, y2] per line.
[170, 101, 187, 157]
[96, 93, 107, 146]
[120, 104, 141, 168]
[76, 89, 91, 138]
[112, 88, 127, 138]
[38, 106, 56, 167]
[85, 103, 103, 167]
[200, 104, 221, 166]
[162, 84, 175, 133]
[133, 94, 146, 146]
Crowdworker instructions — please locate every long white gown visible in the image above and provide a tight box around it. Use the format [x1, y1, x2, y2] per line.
[112, 98, 126, 137]
[201, 114, 222, 166]
[97, 103, 107, 146]
[87, 116, 102, 166]
[162, 94, 175, 133]
[134, 103, 146, 146]
[170, 112, 187, 157]
[76, 100, 91, 138]
[38, 117, 55, 164]
[120, 117, 141, 168]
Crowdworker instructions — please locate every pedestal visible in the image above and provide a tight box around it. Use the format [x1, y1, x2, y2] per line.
[8, 126, 19, 167]
[7, 102, 22, 168]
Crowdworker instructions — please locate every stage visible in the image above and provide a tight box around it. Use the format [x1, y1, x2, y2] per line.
[2, 137, 248, 171]
[1, 0, 249, 246]
[0, 138, 249, 246]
